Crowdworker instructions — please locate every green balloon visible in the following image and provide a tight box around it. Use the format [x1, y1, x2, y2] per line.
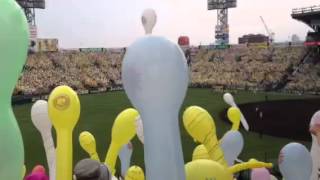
[0, 0, 29, 179]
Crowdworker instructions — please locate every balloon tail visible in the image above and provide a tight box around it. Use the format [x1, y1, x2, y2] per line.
[90, 153, 100, 162]
[42, 133, 56, 180]
[105, 142, 120, 175]
[231, 120, 240, 131]
[228, 159, 272, 174]
[240, 113, 250, 131]
[55, 130, 73, 180]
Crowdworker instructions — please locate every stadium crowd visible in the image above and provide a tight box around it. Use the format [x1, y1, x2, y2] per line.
[191, 46, 309, 90]
[15, 51, 123, 95]
[14, 45, 319, 96]
[286, 61, 320, 93]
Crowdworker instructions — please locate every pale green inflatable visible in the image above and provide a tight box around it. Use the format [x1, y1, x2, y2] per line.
[0, 0, 29, 179]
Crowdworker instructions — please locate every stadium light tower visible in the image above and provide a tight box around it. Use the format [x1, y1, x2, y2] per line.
[16, 0, 46, 52]
[16, 0, 45, 26]
[208, 0, 237, 45]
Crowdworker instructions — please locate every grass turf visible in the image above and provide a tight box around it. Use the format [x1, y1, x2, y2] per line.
[14, 88, 315, 174]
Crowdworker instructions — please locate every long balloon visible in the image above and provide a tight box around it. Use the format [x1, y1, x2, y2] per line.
[48, 85, 80, 180]
[223, 93, 249, 131]
[119, 142, 133, 177]
[135, 116, 144, 144]
[79, 131, 100, 161]
[125, 165, 145, 180]
[228, 159, 272, 174]
[185, 159, 272, 180]
[185, 159, 233, 180]
[220, 130, 244, 166]
[31, 100, 56, 180]
[220, 107, 244, 166]
[192, 145, 210, 161]
[191, 109, 244, 167]
[183, 106, 228, 167]
[278, 143, 312, 180]
[226, 107, 242, 131]
[0, 0, 28, 179]
[104, 108, 138, 175]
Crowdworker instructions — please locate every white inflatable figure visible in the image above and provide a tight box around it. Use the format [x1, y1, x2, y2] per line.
[122, 9, 188, 180]
[309, 111, 320, 180]
[278, 143, 312, 180]
[119, 142, 133, 177]
[136, 116, 144, 144]
[223, 93, 249, 131]
[31, 100, 56, 180]
[142, 9, 157, 35]
[220, 131, 244, 166]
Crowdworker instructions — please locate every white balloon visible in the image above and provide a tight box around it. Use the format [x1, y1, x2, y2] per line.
[31, 100, 56, 180]
[223, 92, 249, 131]
[220, 131, 244, 166]
[142, 9, 157, 35]
[31, 100, 52, 131]
[119, 142, 133, 177]
[309, 110, 320, 180]
[122, 35, 188, 179]
[135, 116, 144, 144]
[279, 143, 312, 180]
[223, 93, 235, 107]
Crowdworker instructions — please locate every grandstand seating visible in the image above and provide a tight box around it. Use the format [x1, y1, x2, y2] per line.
[15, 45, 319, 96]
[15, 51, 123, 95]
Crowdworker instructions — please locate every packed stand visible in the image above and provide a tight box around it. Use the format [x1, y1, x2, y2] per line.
[15, 45, 315, 96]
[15, 51, 123, 96]
[191, 46, 307, 91]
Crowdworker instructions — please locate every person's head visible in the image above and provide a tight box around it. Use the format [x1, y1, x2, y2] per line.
[25, 172, 48, 180]
[32, 165, 46, 174]
[73, 159, 111, 180]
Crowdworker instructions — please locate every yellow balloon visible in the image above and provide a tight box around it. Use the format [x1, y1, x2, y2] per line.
[192, 145, 210, 161]
[125, 165, 145, 180]
[185, 159, 233, 180]
[79, 131, 100, 161]
[48, 85, 80, 180]
[105, 108, 139, 175]
[228, 159, 273, 174]
[186, 159, 273, 180]
[183, 106, 228, 167]
[227, 107, 241, 131]
[21, 165, 26, 179]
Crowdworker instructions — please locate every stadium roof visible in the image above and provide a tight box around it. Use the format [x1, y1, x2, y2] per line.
[292, 5, 320, 30]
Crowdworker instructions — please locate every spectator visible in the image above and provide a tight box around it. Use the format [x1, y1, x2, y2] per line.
[24, 165, 49, 180]
[185, 48, 191, 66]
[73, 159, 113, 180]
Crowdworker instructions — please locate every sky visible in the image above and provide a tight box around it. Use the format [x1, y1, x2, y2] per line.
[35, 0, 319, 48]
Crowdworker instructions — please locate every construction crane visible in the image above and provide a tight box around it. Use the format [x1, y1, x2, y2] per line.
[260, 16, 275, 43]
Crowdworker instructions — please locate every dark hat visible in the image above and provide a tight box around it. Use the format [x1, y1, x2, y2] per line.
[74, 159, 111, 180]
[99, 163, 112, 180]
